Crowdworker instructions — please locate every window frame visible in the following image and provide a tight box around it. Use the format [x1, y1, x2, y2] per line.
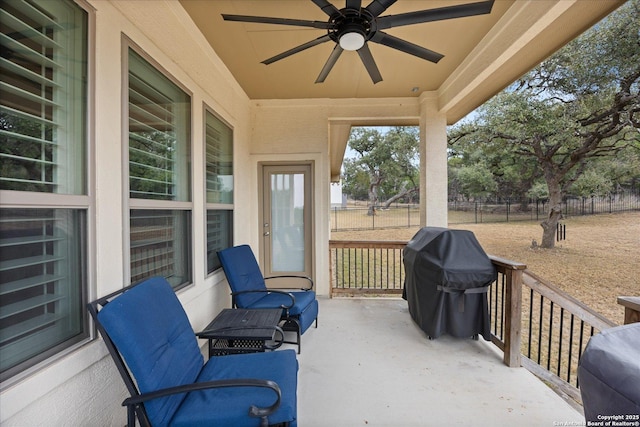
[0, 0, 95, 384]
[203, 106, 234, 276]
[122, 40, 194, 290]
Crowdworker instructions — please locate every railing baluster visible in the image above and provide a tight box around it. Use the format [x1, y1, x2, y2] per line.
[336, 248, 342, 288]
[341, 248, 345, 289]
[489, 279, 495, 336]
[528, 287, 533, 359]
[537, 295, 544, 365]
[492, 277, 498, 336]
[547, 301, 554, 371]
[336, 248, 344, 288]
[380, 249, 396, 288]
[577, 320, 585, 388]
[391, 249, 402, 289]
[557, 307, 564, 376]
[363, 248, 367, 289]
[391, 248, 395, 289]
[374, 248, 378, 288]
[567, 314, 575, 385]
[348, 247, 351, 288]
[362, 248, 366, 289]
[500, 273, 505, 339]
[341, 247, 344, 288]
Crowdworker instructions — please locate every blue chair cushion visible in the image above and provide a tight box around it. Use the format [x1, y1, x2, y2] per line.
[171, 350, 298, 426]
[247, 292, 318, 334]
[297, 299, 319, 334]
[97, 277, 203, 426]
[218, 245, 268, 308]
[247, 290, 316, 316]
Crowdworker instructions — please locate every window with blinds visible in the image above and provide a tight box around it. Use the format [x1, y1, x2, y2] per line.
[205, 110, 233, 274]
[0, 209, 86, 380]
[0, 0, 88, 381]
[128, 48, 192, 288]
[0, 0, 87, 195]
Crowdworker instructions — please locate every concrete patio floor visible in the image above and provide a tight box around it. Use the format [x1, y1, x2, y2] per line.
[292, 297, 583, 427]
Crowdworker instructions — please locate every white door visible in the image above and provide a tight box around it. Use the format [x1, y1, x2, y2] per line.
[261, 164, 313, 285]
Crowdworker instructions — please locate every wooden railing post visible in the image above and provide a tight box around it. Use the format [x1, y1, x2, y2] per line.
[617, 296, 640, 324]
[503, 267, 523, 367]
[489, 256, 526, 368]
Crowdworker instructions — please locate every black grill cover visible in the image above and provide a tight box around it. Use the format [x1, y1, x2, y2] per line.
[402, 227, 496, 340]
[578, 323, 640, 422]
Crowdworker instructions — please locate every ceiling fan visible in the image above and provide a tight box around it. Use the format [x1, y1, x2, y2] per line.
[222, 0, 495, 84]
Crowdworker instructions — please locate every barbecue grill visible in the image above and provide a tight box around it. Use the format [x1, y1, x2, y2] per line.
[403, 227, 496, 340]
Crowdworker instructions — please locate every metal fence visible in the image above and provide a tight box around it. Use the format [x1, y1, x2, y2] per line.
[330, 205, 420, 231]
[332, 189, 640, 231]
[449, 189, 640, 224]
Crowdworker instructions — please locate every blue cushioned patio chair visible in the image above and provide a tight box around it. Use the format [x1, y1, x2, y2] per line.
[88, 276, 298, 427]
[218, 245, 319, 354]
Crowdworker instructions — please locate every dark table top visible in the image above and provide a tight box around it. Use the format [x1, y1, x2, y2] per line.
[197, 308, 282, 341]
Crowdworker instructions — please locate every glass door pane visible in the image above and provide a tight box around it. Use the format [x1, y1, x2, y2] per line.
[270, 172, 305, 272]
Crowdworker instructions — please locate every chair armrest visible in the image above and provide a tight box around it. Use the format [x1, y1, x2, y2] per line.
[265, 275, 314, 291]
[231, 289, 295, 309]
[123, 378, 281, 420]
[264, 326, 285, 350]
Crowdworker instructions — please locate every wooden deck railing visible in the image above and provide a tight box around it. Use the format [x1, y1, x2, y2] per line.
[329, 239, 618, 406]
[329, 240, 407, 297]
[486, 255, 526, 368]
[518, 270, 616, 405]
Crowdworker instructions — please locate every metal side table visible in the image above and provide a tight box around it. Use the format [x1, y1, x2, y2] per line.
[197, 308, 284, 357]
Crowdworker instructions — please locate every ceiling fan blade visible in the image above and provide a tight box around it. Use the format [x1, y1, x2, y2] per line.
[316, 45, 344, 83]
[371, 31, 444, 63]
[357, 43, 383, 84]
[262, 34, 333, 65]
[377, 0, 494, 30]
[365, 0, 397, 18]
[222, 14, 333, 30]
[311, 0, 341, 17]
[346, 0, 362, 11]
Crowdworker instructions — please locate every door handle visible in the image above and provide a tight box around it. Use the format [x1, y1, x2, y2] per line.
[263, 231, 270, 236]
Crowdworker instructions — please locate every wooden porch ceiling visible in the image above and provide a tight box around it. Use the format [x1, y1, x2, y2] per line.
[179, 1, 624, 180]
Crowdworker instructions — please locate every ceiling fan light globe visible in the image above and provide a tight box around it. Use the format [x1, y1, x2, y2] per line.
[339, 32, 365, 51]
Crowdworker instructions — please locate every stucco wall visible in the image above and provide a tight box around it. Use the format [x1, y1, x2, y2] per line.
[248, 98, 424, 296]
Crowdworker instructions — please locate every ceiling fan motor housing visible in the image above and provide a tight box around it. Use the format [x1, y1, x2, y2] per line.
[331, 8, 375, 50]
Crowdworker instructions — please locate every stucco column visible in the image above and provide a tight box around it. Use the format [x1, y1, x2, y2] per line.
[419, 92, 448, 227]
